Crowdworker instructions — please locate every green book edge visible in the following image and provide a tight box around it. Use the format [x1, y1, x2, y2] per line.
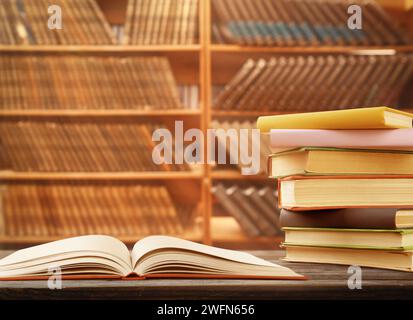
[282, 227, 413, 234]
[282, 242, 413, 251]
[270, 147, 413, 158]
[268, 147, 413, 178]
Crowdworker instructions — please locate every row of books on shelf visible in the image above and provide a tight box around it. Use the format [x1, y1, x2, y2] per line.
[0, 56, 184, 110]
[0, 119, 267, 174]
[212, 0, 411, 46]
[258, 107, 413, 272]
[213, 54, 413, 111]
[0, 120, 190, 172]
[0, 0, 199, 45]
[0, 179, 280, 242]
[212, 183, 280, 237]
[0, 183, 197, 237]
[8, 53, 412, 113]
[124, 0, 199, 45]
[0, 0, 115, 45]
[1, 53, 409, 113]
[2, 0, 411, 47]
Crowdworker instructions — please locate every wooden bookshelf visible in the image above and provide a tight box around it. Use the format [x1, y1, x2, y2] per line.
[211, 44, 413, 54]
[0, 109, 201, 118]
[212, 110, 288, 117]
[212, 109, 413, 118]
[0, 45, 201, 53]
[0, 0, 208, 249]
[3, 44, 413, 54]
[211, 170, 270, 181]
[0, 171, 203, 181]
[0, 0, 412, 249]
[204, 0, 413, 249]
[211, 217, 281, 249]
[0, 230, 204, 248]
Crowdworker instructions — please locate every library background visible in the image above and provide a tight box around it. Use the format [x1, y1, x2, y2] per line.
[0, 0, 412, 250]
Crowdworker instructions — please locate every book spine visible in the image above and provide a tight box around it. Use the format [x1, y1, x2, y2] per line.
[280, 208, 397, 229]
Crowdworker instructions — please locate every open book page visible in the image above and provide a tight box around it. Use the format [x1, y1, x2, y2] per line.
[131, 236, 299, 277]
[0, 235, 132, 278]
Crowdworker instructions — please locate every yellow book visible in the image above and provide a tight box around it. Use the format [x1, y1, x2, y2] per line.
[268, 147, 413, 178]
[257, 107, 413, 132]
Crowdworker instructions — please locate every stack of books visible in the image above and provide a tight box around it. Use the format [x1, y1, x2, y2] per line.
[258, 107, 413, 272]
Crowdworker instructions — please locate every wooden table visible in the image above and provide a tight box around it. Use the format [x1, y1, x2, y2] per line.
[1, 250, 413, 300]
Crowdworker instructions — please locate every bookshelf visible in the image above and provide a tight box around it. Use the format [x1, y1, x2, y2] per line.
[211, 171, 270, 181]
[204, 0, 413, 248]
[0, 0, 412, 249]
[0, 45, 202, 52]
[0, 0, 206, 248]
[210, 44, 413, 54]
[0, 172, 204, 181]
[211, 217, 281, 249]
[0, 109, 201, 117]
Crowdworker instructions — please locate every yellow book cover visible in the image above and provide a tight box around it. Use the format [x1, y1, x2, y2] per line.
[257, 107, 413, 132]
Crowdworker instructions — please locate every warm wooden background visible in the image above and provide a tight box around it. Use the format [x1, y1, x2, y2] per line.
[0, 0, 412, 249]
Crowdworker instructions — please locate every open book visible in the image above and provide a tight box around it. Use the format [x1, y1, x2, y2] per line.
[0, 235, 305, 280]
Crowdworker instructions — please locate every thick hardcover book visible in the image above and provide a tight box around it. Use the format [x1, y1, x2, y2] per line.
[284, 245, 413, 272]
[0, 235, 305, 280]
[268, 147, 413, 178]
[280, 208, 413, 229]
[278, 175, 413, 211]
[283, 227, 413, 250]
[257, 107, 413, 132]
[269, 129, 413, 148]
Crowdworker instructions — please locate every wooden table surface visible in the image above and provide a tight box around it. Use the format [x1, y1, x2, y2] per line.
[1, 250, 413, 300]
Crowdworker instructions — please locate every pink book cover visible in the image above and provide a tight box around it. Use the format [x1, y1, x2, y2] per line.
[269, 129, 413, 148]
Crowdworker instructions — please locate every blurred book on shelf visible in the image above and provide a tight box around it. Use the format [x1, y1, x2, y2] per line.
[213, 55, 413, 111]
[0, 56, 183, 110]
[211, 120, 271, 175]
[123, 0, 199, 45]
[0, 0, 115, 45]
[212, 183, 280, 237]
[111, 24, 124, 43]
[178, 85, 199, 109]
[211, 0, 411, 45]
